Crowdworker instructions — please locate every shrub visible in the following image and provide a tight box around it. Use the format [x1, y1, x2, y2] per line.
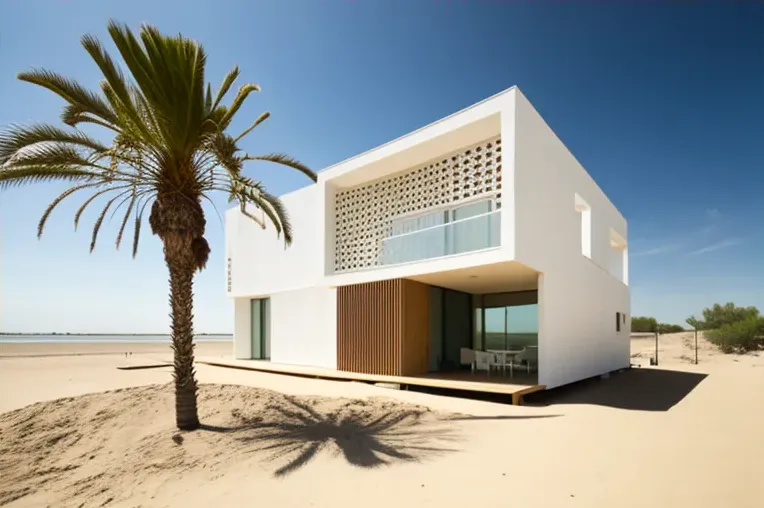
[701, 303, 759, 330]
[705, 317, 764, 353]
[657, 324, 684, 334]
[632, 316, 658, 333]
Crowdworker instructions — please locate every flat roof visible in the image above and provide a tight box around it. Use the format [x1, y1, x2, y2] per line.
[319, 86, 516, 187]
[319, 86, 516, 175]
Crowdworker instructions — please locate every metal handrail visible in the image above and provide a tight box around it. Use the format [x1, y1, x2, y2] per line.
[382, 209, 500, 242]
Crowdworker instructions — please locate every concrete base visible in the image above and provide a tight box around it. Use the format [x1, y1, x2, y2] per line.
[375, 382, 402, 390]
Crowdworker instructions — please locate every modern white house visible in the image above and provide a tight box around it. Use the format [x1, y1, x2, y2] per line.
[225, 86, 630, 391]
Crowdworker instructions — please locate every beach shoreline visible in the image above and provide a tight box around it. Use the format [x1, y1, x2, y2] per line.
[0, 340, 232, 358]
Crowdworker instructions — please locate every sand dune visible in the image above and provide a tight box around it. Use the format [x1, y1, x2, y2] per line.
[1, 339, 763, 507]
[630, 331, 729, 365]
[0, 384, 457, 507]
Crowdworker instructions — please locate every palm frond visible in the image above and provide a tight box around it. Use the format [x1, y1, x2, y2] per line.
[8, 142, 105, 171]
[235, 111, 270, 143]
[60, 105, 121, 132]
[16, 69, 118, 126]
[238, 201, 266, 229]
[204, 83, 213, 114]
[208, 132, 242, 177]
[106, 20, 168, 113]
[218, 84, 260, 129]
[74, 185, 126, 230]
[212, 66, 239, 110]
[242, 153, 317, 182]
[256, 189, 293, 246]
[0, 167, 101, 190]
[38, 182, 103, 238]
[132, 197, 154, 258]
[90, 194, 123, 252]
[0, 124, 108, 163]
[115, 191, 137, 248]
[81, 33, 148, 141]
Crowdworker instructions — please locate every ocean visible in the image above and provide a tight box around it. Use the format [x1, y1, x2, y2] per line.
[0, 334, 233, 344]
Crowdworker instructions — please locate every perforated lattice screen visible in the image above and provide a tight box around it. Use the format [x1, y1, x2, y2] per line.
[333, 136, 502, 272]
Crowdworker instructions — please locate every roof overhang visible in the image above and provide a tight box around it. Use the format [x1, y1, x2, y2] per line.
[319, 87, 515, 189]
[408, 260, 538, 294]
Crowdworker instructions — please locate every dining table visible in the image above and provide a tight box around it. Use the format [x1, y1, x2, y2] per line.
[487, 349, 524, 377]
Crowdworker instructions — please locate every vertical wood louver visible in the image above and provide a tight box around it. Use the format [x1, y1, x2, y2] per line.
[337, 279, 430, 376]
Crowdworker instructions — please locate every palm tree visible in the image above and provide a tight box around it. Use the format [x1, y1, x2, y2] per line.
[0, 21, 316, 430]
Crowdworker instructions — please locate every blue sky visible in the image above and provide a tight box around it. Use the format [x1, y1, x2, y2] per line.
[1, 0, 762, 333]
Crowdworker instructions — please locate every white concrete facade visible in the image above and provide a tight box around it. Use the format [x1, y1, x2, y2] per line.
[225, 87, 630, 389]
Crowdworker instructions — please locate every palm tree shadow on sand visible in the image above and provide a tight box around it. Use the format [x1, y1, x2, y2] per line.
[201, 396, 559, 477]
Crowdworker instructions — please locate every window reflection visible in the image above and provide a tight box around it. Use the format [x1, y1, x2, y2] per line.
[474, 291, 538, 351]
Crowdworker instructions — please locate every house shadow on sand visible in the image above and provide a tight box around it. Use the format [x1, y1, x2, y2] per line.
[525, 367, 709, 411]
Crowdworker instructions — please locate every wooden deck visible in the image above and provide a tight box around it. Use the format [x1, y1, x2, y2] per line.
[196, 357, 545, 405]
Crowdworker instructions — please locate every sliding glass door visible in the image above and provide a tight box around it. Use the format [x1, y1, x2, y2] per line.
[484, 306, 509, 350]
[250, 298, 270, 360]
[427, 286, 473, 371]
[475, 290, 538, 351]
[506, 304, 538, 348]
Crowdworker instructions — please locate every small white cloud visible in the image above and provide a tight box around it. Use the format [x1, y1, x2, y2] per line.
[631, 244, 680, 257]
[705, 208, 722, 219]
[687, 238, 741, 256]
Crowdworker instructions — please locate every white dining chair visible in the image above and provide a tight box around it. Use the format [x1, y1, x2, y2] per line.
[525, 346, 539, 372]
[512, 346, 539, 373]
[511, 348, 527, 372]
[474, 351, 494, 376]
[460, 347, 476, 373]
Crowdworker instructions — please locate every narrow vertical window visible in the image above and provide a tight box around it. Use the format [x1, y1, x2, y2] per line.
[575, 194, 591, 259]
[616, 312, 621, 332]
[609, 229, 628, 284]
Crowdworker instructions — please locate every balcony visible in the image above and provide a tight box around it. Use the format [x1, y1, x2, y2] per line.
[380, 208, 501, 266]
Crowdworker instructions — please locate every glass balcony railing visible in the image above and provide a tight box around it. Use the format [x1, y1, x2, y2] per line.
[380, 209, 501, 266]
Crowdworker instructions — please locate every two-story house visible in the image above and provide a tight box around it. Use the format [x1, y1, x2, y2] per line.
[225, 87, 630, 391]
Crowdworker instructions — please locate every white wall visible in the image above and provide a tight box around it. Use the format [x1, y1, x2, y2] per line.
[607, 246, 626, 283]
[513, 89, 630, 389]
[233, 298, 251, 359]
[226, 183, 325, 298]
[499, 89, 517, 260]
[270, 287, 337, 369]
[227, 183, 331, 361]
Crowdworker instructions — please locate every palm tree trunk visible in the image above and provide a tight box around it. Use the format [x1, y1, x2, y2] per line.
[151, 194, 208, 431]
[167, 256, 199, 430]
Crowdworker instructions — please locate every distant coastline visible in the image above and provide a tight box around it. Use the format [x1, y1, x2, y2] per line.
[0, 332, 232, 336]
[0, 333, 232, 344]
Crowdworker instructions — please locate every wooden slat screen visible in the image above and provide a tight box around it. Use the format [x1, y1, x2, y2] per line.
[401, 280, 430, 376]
[337, 278, 430, 376]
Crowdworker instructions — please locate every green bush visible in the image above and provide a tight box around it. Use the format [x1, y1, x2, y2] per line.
[632, 316, 658, 333]
[705, 317, 764, 353]
[657, 324, 684, 334]
[701, 303, 759, 330]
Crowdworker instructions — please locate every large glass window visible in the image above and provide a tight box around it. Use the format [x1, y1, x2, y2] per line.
[250, 298, 270, 360]
[474, 291, 538, 351]
[381, 198, 500, 266]
[450, 200, 493, 254]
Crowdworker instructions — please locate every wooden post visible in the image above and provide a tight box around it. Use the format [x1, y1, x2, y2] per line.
[654, 330, 659, 366]
[694, 328, 699, 365]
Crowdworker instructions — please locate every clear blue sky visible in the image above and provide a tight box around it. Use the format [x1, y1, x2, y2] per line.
[1, 0, 762, 333]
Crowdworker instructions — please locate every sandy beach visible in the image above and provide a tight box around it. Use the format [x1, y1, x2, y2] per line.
[0, 340, 232, 359]
[1, 335, 763, 508]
